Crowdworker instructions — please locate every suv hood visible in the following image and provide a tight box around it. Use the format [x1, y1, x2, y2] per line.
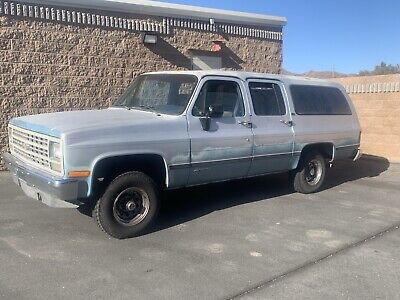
[9, 108, 169, 138]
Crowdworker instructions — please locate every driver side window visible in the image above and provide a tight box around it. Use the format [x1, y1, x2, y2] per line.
[192, 80, 245, 117]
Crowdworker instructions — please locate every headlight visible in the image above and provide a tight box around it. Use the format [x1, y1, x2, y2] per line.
[49, 141, 61, 160]
[49, 141, 62, 172]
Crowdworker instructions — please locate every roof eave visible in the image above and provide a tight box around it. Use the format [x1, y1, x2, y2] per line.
[20, 0, 287, 27]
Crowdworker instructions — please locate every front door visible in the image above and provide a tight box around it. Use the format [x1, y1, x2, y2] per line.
[187, 77, 253, 185]
[246, 80, 295, 176]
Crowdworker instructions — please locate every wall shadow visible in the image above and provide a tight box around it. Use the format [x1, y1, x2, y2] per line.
[145, 37, 192, 69]
[220, 44, 244, 69]
[145, 37, 245, 70]
[188, 46, 244, 70]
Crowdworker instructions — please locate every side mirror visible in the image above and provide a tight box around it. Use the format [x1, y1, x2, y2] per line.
[199, 117, 211, 131]
[199, 104, 224, 131]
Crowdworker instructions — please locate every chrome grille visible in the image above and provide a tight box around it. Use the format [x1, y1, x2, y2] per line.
[8, 125, 62, 175]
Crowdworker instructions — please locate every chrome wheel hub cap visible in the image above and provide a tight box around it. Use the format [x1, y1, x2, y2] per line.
[306, 159, 323, 186]
[113, 187, 150, 226]
[126, 201, 137, 212]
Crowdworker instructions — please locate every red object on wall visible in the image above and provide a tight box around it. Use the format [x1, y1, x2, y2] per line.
[211, 41, 223, 52]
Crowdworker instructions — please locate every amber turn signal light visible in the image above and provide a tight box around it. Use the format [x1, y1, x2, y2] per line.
[68, 171, 91, 178]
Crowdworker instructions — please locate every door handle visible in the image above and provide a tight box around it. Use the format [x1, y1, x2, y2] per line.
[238, 121, 253, 128]
[280, 120, 294, 127]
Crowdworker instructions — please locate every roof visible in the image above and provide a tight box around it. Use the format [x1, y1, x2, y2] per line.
[23, 0, 287, 27]
[145, 70, 342, 87]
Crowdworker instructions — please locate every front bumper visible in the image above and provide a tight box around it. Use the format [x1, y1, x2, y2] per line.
[2, 153, 88, 208]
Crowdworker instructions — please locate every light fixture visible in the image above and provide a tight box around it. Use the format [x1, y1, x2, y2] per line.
[143, 33, 158, 45]
[211, 40, 223, 52]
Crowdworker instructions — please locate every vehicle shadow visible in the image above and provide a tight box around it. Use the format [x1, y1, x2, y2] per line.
[77, 155, 390, 235]
[149, 155, 390, 234]
[322, 155, 390, 189]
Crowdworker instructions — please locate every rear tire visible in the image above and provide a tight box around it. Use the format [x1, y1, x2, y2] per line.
[292, 151, 326, 194]
[94, 172, 160, 239]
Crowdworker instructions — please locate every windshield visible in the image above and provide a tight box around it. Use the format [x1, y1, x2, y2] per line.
[114, 74, 198, 115]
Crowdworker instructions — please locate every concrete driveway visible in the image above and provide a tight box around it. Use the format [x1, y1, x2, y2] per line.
[0, 156, 399, 299]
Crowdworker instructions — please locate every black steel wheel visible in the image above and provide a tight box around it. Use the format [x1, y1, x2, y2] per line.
[292, 151, 326, 194]
[94, 172, 159, 239]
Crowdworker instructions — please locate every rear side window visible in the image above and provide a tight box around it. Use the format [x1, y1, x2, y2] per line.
[290, 85, 352, 115]
[249, 82, 286, 116]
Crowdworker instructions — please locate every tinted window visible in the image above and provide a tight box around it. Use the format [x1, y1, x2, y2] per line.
[249, 82, 286, 116]
[290, 85, 352, 115]
[192, 80, 245, 117]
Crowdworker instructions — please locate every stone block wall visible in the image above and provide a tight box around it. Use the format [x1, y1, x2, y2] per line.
[0, 11, 282, 169]
[335, 74, 400, 162]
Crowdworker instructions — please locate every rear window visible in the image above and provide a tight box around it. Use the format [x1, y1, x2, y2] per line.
[290, 85, 352, 115]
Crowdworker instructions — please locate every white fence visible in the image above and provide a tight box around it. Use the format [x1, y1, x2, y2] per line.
[344, 82, 400, 94]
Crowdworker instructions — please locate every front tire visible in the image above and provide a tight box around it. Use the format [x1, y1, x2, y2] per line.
[292, 152, 326, 194]
[94, 172, 160, 239]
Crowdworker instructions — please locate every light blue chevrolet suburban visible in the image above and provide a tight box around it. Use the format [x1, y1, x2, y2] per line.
[3, 71, 362, 238]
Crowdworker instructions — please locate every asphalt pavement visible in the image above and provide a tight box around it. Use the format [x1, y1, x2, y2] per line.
[0, 156, 399, 299]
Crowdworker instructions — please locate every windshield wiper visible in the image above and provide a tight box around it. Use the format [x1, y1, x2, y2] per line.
[139, 105, 155, 110]
[138, 105, 163, 116]
[113, 104, 132, 110]
[116, 104, 161, 115]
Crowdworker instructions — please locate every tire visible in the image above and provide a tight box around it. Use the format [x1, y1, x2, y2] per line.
[292, 151, 326, 194]
[94, 171, 160, 239]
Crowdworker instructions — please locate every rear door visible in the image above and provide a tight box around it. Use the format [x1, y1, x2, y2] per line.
[247, 80, 295, 176]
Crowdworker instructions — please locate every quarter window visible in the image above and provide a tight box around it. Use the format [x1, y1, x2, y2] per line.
[192, 80, 245, 117]
[249, 82, 287, 116]
[290, 85, 352, 115]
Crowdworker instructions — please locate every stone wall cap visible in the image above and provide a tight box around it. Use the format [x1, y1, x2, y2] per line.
[18, 0, 287, 27]
[335, 74, 400, 80]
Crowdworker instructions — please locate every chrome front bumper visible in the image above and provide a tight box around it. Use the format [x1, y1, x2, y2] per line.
[2, 153, 88, 208]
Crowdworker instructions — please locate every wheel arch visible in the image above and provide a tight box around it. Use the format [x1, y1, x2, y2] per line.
[89, 152, 169, 197]
[294, 142, 335, 169]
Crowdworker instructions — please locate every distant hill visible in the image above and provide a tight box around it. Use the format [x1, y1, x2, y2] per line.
[282, 69, 350, 79]
[283, 62, 400, 78]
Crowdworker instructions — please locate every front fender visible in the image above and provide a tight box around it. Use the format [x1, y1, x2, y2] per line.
[88, 151, 170, 197]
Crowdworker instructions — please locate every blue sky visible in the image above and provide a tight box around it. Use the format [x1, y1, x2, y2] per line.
[159, 0, 400, 74]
